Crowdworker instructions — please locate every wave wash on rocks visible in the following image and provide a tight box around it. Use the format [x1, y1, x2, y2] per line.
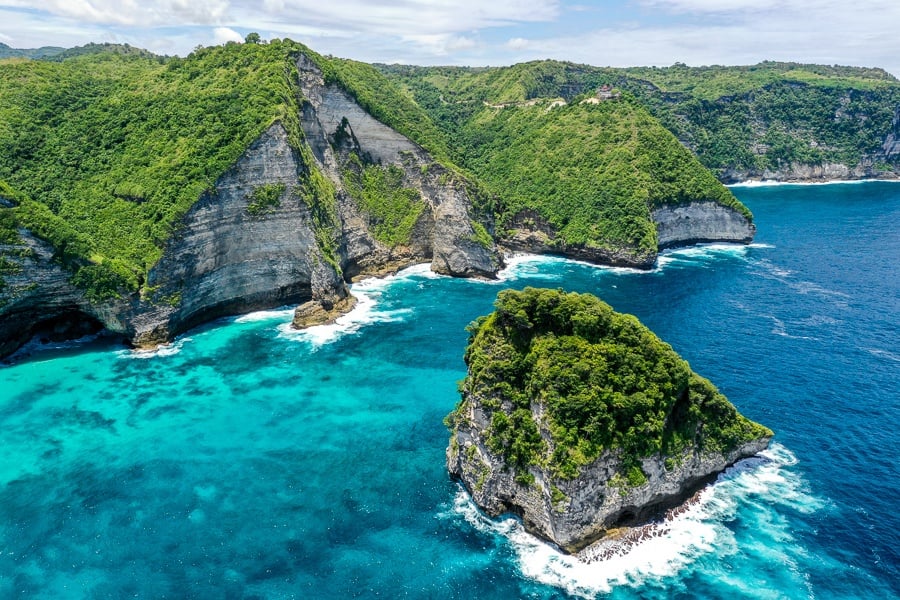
[445, 287, 772, 554]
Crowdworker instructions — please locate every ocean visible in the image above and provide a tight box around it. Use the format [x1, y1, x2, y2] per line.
[1, 182, 898, 599]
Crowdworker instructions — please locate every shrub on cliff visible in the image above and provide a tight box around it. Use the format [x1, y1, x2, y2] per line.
[451, 287, 772, 480]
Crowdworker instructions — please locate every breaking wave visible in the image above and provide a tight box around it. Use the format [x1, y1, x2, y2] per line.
[443, 443, 822, 598]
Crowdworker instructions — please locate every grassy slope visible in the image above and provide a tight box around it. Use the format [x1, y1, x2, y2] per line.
[452, 287, 772, 482]
[381, 61, 747, 254]
[0, 41, 312, 295]
[383, 60, 900, 179]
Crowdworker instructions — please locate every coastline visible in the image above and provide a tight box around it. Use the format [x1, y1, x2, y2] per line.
[727, 176, 900, 188]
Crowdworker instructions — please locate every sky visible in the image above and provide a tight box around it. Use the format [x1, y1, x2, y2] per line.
[1, 0, 899, 76]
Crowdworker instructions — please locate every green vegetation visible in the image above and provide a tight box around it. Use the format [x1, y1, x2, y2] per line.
[379, 62, 750, 254]
[341, 154, 425, 247]
[382, 59, 900, 186]
[0, 40, 350, 300]
[246, 183, 285, 217]
[460, 98, 746, 253]
[450, 288, 771, 482]
[4, 40, 895, 306]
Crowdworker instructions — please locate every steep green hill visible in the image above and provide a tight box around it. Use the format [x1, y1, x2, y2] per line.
[382, 60, 900, 180]
[0, 41, 304, 293]
[380, 61, 748, 257]
[449, 287, 771, 481]
[460, 97, 743, 254]
[0, 40, 491, 301]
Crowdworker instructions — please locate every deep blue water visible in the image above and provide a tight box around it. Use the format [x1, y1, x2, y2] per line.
[1, 182, 898, 599]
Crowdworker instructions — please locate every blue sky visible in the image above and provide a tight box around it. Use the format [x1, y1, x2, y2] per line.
[1, 0, 899, 76]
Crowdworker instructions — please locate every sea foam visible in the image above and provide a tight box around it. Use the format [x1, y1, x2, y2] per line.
[445, 443, 820, 598]
[277, 264, 429, 346]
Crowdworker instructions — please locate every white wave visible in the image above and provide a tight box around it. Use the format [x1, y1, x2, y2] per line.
[661, 243, 752, 260]
[495, 253, 573, 282]
[443, 443, 820, 597]
[7, 331, 107, 361]
[497, 253, 654, 281]
[233, 307, 296, 323]
[768, 315, 818, 341]
[277, 267, 432, 347]
[728, 178, 900, 188]
[863, 347, 900, 363]
[119, 336, 192, 359]
[655, 243, 759, 271]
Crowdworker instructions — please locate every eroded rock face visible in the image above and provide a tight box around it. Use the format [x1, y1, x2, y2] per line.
[445, 288, 772, 554]
[295, 53, 502, 280]
[0, 122, 350, 357]
[0, 232, 105, 357]
[651, 201, 756, 249]
[721, 161, 900, 183]
[143, 122, 347, 345]
[448, 403, 769, 553]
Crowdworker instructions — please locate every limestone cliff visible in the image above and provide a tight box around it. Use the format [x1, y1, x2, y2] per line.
[0, 231, 102, 357]
[295, 53, 502, 281]
[652, 201, 755, 249]
[1, 122, 350, 355]
[136, 122, 348, 346]
[0, 52, 504, 358]
[446, 287, 772, 554]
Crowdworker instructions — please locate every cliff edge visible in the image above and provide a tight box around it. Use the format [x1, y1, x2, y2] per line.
[445, 287, 772, 553]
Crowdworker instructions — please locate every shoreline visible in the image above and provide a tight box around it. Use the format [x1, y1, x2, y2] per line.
[727, 176, 900, 188]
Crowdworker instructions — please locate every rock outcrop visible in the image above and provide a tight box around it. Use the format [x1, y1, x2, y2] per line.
[139, 122, 348, 346]
[501, 210, 657, 269]
[652, 201, 756, 249]
[0, 53, 504, 358]
[721, 161, 900, 184]
[446, 287, 772, 554]
[0, 231, 103, 357]
[295, 53, 502, 281]
[291, 295, 358, 329]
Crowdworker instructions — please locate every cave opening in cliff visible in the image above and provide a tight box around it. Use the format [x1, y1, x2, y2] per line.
[28, 309, 105, 346]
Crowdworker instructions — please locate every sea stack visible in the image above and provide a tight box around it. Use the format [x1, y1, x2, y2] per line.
[445, 287, 772, 554]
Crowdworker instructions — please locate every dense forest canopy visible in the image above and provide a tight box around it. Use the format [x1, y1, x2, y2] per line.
[451, 287, 773, 483]
[2, 41, 896, 302]
[380, 59, 900, 179]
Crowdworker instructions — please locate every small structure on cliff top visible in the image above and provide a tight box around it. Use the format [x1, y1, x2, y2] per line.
[445, 287, 771, 554]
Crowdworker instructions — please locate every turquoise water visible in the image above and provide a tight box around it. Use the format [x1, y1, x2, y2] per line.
[1, 182, 898, 598]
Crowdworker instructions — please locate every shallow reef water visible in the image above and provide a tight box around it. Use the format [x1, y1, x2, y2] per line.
[1, 182, 898, 599]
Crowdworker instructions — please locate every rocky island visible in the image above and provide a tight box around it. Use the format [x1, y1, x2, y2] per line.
[446, 287, 772, 554]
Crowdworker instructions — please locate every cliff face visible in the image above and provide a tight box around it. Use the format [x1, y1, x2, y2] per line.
[448, 397, 768, 553]
[296, 54, 501, 280]
[446, 288, 772, 554]
[720, 161, 900, 183]
[652, 201, 756, 249]
[0, 231, 102, 357]
[0, 54, 504, 358]
[137, 122, 348, 347]
[1, 122, 350, 355]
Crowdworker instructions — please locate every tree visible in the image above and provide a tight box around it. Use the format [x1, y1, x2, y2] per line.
[245, 32, 261, 45]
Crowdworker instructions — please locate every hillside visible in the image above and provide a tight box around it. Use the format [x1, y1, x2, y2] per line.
[8, 42, 884, 355]
[381, 60, 900, 182]
[0, 39, 499, 356]
[446, 287, 772, 552]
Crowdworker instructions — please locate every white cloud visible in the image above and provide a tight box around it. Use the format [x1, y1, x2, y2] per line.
[506, 37, 530, 50]
[1, 0, 559, 33]
[0, 0, 897, 76]
[212, 26, 243, 44]
[2, 0, 231, 26]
